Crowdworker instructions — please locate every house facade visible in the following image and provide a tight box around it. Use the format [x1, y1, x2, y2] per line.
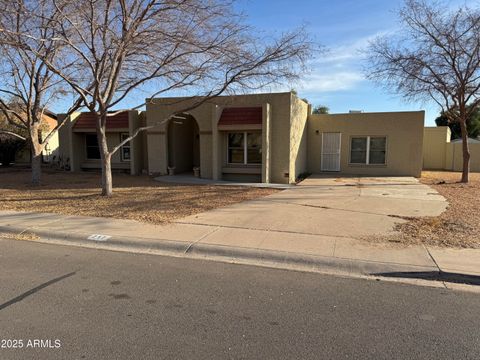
[58, 92, 425, 183]
[58, 110, 146, 174]
[13, 110, 59, 165]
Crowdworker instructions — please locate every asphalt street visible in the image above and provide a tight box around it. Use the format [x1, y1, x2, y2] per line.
[0, 238, 479, 360]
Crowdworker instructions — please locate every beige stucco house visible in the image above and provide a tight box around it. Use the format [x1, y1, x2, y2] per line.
[423, 126, 480, 172]
[58, 110, 147, 174]
[58, 92, 425, 183]
[13, 110, 59, 165]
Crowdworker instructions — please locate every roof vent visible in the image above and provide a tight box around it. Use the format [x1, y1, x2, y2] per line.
[349, 110, 363, 113]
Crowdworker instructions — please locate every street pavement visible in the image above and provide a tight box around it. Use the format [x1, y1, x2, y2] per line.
[0, 239, 479, 360]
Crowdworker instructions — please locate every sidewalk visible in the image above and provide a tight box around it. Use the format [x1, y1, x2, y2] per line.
[1, 209, 479, 291]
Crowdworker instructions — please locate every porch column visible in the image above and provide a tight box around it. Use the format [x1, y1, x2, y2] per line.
[262, 103, 271, 183]
[212, 105, 223, 180]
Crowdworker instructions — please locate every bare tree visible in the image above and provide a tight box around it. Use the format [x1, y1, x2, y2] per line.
[366, 0, 480, 183]
[10, 0, 312, 196]
[0, 0, 83, 185]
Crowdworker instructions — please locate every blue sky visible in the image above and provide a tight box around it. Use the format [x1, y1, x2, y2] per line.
[56, 0, 469, 125]
[233, 0, 467, 125]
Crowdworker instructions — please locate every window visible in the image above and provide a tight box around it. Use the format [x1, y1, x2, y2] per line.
[227, 132, 262, 165]
[120, 133, 131, 162]
[85, 134, 100, 160]
[350, 137, 367, 164]
[227, 133, 244, 164]
[369, 137, 387, 164]
[350, 136, 386, 165]
[247, 132, 262, 164]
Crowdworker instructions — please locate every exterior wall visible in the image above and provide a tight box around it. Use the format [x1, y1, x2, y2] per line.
[289, 94, 309, 183]
[146, 99, 215, 178]
[77, 132, 129, 171]
[423, 126, 480, 172]
[58, 112, 80, 170]
[40, 114, 59, 163]
[445, 143, 480, 172]
[58, 111, 141, 173]
[57, 94, 426, 182]
[129, 111, 145, 175]
[12, 113, 59, 165]
[423, 127, 450, 170]
[307, 111, 425, 177]
[146, 92, 296, 184]
[41, 131, 59, 163]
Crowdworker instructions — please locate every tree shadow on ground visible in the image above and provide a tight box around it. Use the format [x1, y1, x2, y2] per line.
[373, 271, 480, 286]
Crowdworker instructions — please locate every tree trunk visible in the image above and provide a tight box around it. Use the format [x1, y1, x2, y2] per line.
[30, 127, 43, 186]
[31, 151, 42, 186]
[101, 153, 113, 196]
[98, 129, 113, 196]
[459, 119, 470, 183]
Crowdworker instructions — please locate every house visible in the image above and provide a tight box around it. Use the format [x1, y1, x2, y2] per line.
[423, 126, 480, 172]
[13, 110, 59, 165]
[58, 110, 146, 174]
[58, 92, 425, 183]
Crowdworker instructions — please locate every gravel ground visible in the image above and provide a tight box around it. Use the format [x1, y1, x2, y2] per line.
[381, 171, 480, 248]
[0, 168, 278, 224]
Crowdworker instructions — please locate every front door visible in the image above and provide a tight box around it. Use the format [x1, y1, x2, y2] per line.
[321, 132, 341, 172]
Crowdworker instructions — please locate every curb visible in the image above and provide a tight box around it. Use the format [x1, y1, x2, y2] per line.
[0, 224, 439, 279]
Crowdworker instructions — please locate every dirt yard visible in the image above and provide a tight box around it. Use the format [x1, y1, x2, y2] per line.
[0, 168, 278, 224]
[386, 171, 480, 248]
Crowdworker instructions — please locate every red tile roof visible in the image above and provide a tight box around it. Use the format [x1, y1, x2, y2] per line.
[218, 107, 262, 126]
[73, 112, 129, 129]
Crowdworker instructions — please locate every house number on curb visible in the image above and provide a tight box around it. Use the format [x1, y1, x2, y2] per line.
[87, 234, 111, 242]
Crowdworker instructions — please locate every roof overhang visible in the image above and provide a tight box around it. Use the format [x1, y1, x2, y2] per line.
[73, 111, 129, 130]
[218, 107, 262, 131]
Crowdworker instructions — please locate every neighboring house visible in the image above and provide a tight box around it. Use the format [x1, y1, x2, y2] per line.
[14, 110, 59, 165]
[58, 92, 425, 183]
[58, 111, 146, 174]
[424, 126, 480, 172]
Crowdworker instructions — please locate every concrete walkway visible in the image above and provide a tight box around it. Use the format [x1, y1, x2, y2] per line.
[0, 176, 477, 290]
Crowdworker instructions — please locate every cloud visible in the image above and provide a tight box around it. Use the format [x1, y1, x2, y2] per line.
[297, 31, 390, 93]
[298, 71, 364, 93]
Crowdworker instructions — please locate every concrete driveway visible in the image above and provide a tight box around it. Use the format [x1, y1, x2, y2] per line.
[176, 175, 448, 240]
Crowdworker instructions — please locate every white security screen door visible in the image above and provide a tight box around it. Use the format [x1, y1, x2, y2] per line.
[321, 133, 341, 171]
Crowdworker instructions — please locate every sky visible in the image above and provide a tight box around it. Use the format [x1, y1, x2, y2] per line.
[231, 0, 468, 125]
[54, 0, 471, 125]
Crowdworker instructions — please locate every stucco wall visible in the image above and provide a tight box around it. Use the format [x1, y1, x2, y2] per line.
[146, 92, 294, 183]
[289, 94, 309, 183]
[445, 143, 480, 172]
[146, 98, 215, 178]
[307, 111, 425, 177]
[77, 132, 129, 170]
[423, 127, 450, 170]
[57, 112, 80, 170]
[58, 112, 137, 172]
[41, 131, 59, 163]
[129, 111, 145, 175]
[423, 126, 480, 172]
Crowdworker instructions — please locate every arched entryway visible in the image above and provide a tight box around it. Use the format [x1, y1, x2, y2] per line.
[167, 114, 200, 175]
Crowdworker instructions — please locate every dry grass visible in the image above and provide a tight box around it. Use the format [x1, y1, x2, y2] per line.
[0, 231, 40, 241]
[385, 171, 480, 248]
[0, 168, 278, 224]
